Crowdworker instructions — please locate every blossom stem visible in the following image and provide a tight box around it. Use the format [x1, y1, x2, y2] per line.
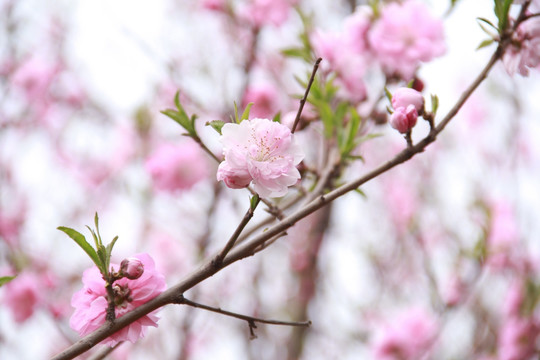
[291, 57, 322, 133]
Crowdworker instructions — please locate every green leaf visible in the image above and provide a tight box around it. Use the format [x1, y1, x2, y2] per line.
[384, 87, 393, 104]
[250, 195, 260, 211]
[105, 236, 119, 272]
[161, 109, 191, 132]
[281, 47, 311, 61]
[272, 112, 282, 123]
[0, 275, 16, 287]
[86, 226, 99, 248]
[233, 102, 240, 123]
[354, 188, 367, 198]
[494, 0, 513, 32]
[240, 103, 253, 122]
[58, 226, 102, 270]
[477, 38, 495, 50]
[342, 107, 361, 155]
[206, 120, 225, 135]
[477, 17, 497, 31]
[431, 94, 439, 116]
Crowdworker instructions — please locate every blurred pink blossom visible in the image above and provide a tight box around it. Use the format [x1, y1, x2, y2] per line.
[242, 84, 281, 119]
[145, 141, 209, 192]
[372, 308, 439, 360]
[217, 118, 304, 197]
[498, 317, 540, 360]
[311, 7, 372, 103]
[3, 272, 42, 323]
[486, 200, 520, 269]
[11, 56, 58, 101]
[368, 0, 445, 80]
[503, 16, 540, 76]
[382, 176, 419, 233]
[202, 0, 227, 12]
[70, 253, 166, 346]
[0, 205, 25, 248]
[239, 0, 297, 28]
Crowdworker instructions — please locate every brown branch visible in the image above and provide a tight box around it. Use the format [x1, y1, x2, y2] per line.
[51, 39, 506, 360]
[292, 57, 322, 133]
[176, 295, 311, 329]
[213, 196, 260, 268]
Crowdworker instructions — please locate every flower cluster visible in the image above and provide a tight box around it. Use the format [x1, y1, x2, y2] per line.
[70, 253, 166, 346]
[312, 0, 445, 99]
[217, 118, 304, 198]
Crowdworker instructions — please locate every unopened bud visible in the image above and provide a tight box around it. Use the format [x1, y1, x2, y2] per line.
[120, 257, 144, 280]
[391, 87, 425, 114]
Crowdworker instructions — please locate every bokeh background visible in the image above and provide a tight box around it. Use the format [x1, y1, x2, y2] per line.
[1, 0, 540, 359]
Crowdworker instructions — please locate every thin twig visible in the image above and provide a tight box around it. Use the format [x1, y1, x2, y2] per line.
[292, 58, 322, 133]
[213, 196, 260, 267]
[177, 296, 311, 328]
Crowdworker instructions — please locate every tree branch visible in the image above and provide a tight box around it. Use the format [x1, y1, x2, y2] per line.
[51, 38, 506, 360]
[292, 57, 322, 133]
[176, 295, 311, 330]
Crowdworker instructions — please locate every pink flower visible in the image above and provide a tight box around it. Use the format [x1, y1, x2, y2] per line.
[145, 141, 209, 192]
[392, 88, 425, 112]
[202, 0, 227, 12]
[498, 317, 540, 360]
[3, 273, 42, 323]
[70, 253, 166, 346]
[11, 56, 58, 100]
[389, 105, 418, 134]
[373, 308, 438, 360]
[239, 0, 297, 28]
[368, 0, 445, 80]
[217, 118, 304, 198]
[242, 84, 281, 119]
[120, 258, 144, 280]
[503, 16, 540, 76]
[311, 7, 372, 103]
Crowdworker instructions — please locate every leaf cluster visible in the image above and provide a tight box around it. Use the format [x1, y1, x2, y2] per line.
[57, 213, 118, 279]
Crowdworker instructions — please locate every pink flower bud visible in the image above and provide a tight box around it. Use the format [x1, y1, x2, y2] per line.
[391, 87, 425, 113]
[389, 105, 418, 134]
[120, 257, 144, 280]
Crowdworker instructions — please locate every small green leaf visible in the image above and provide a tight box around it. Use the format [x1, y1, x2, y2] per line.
[206, 120, 225, 135]
[58, 226, 102, 270]
[161, 109, 191, 131]
[105, 236, 119, 271]
[233, 102, 240, 123]
[250, 195, 260, 211]
[272, 112, 281, 123]
[384, 87, 393, 104]
[240, 103, 253, 122]
[431, 94, 439, 115]
[0, 275, 16, 287]
[86, 225, 100, 248]
[354, 188, 367, 198]
[477, 38, 495, 50]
